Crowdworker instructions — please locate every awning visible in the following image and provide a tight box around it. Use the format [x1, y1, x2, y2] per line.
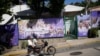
[63, 5, 84, 12]
[89, 6, 100, 11]
[0, 14, 17, 25]
[10, 4, 34, 16]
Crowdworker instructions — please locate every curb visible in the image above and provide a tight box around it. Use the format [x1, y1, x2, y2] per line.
[2, 50, 27, 56]
[2, 38, 100, 56]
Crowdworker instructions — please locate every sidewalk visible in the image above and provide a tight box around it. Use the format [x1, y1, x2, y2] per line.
[2, 38, 100, 56]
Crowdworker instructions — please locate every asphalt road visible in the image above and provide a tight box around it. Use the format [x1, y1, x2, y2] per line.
[55, 47, 100, 56]
[20, 47, 100, 56]
[2, 38, 100, 56]
[17, 46, 100, 56]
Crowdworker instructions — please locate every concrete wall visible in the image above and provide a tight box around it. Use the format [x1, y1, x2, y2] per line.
[98, 30, 100, 37]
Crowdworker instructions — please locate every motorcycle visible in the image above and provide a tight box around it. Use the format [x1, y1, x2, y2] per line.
[28, 40, 56, 56]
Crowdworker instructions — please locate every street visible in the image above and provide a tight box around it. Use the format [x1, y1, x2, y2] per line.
[55, 47, 100, 56]
[17, 47, 100, 56]
[2, 38, 100, 56]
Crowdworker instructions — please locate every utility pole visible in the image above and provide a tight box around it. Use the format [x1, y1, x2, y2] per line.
[85, 0, 90, 15]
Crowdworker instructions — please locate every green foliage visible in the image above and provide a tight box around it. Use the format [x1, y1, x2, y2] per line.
[73, 0, 100, 8]
[0, 0, 12, 21]
[49, 0, 64, 17]
[71, 0, 100, 14]
[28, 0, 65, 18]
[27, 0, 44, 18]
[88, 28, 99, 38]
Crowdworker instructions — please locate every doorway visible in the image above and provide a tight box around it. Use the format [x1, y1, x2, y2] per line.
[64, 16, 77, 40]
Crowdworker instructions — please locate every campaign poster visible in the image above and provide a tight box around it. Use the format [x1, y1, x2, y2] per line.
[0, 24, 19, 47]
[91, 11, 100, 28]
[18, 18, 64, 39]
[77, 15, 91, 37]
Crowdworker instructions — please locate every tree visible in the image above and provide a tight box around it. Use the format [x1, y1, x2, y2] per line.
[49, 0, 65, 17]
[11, 0, 20, 5]
[94, 0, 100, 6]
[0, 0, 12, 22]
[0, 0, 65, 20]
[27, 0, 48, 18]
[27, 0, 65, 18]
[73, 0, 100, 14]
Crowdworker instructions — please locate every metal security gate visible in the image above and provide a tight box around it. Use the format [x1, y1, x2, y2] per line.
[64, 16, 77, 40]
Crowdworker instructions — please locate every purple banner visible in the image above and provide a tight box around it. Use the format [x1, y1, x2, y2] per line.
[91, 11, 100, 28]
[18, 18, 64, 39]
[0, 24, 19, 46]
[77, 15, 91, 37]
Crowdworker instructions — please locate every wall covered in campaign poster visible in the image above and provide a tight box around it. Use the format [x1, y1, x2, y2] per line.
[18, 18, 64, 39]
[91, 11, 100, 28]
[77, 15, 91, 37]
[0, 24, 19, 48]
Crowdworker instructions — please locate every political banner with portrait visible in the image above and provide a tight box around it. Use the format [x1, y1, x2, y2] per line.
[91, 11, 100, 28]
[18, 18, 64, 39]
[77, 15, 91, 37]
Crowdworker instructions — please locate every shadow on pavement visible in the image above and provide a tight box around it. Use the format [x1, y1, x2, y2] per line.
[70, 51, 82, 55]
[94, 48, 100, 51]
